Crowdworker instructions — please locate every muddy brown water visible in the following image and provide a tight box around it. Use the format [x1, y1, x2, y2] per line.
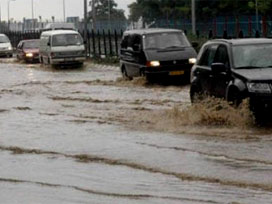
[1, 59, 272, 203]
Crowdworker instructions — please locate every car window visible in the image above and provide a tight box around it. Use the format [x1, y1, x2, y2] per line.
[132, 35, 142, 51]
[52, 34, 83, 47]
[214, 45, 230, 68]
[199, 44, 218, 67]
[233, 44, 272, 68]
[0, 35, 10, 43]
[23, 41, 40, 49]
[143, 32, 190, 50]
[121, 35, 129, 49]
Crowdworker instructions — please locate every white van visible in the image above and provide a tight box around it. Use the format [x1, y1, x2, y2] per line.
[0, 34, 13, 58]
[39, 30, 85, 66]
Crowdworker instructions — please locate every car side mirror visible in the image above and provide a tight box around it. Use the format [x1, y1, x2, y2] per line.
[211, 63, 226, 74]
[47, 42, 51, 46]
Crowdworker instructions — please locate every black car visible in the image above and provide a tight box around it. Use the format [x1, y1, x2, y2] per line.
[120, 28, 197, 81]
[190, 38, 272, 114]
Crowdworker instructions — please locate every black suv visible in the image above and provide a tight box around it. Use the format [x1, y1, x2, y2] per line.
[190, 38, 272, 113]
[120, 28, 197, 81]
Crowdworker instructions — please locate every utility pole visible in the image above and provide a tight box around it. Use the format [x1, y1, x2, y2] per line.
[191, 0, 196, 35]
[63, 0, 66, 22]
[31, 0, 34, 30]
[256, 0, 259, 31]
[84, 0, 88, 57]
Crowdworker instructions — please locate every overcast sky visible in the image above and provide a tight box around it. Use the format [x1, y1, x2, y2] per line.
[0, 0, 135, 22]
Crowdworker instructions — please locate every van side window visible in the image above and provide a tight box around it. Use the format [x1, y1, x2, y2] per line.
[199, 44, 218, 67]
[121, 35, 129, 49]
[132, 35, 142, 51]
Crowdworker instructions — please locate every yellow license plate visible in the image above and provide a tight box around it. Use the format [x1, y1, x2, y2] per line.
[169, 71, 184, 76]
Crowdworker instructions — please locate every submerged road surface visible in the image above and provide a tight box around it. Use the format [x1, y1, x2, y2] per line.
[1, 59, 272, 204]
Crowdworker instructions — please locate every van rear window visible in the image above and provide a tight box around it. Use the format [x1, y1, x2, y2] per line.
[52, 34, 83, 47]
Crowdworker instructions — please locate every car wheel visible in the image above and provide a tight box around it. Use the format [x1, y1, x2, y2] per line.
[121, 66, 132, 80]
[39, 56, 43, 64]
[227, 88, 242, 107]
[190, 85, 203, 103]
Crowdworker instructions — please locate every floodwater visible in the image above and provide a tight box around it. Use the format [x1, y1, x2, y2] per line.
[1, 59, 272, 204]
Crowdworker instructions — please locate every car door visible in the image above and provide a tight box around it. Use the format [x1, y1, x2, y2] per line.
[195, 44, 219, 95]
[120, 34, 135, 76]
[211, 44, 231, 98]
[120, 34, 143, 77]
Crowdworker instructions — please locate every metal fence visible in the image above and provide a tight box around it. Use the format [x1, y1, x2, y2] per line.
[4, 29, 123, 58]
[150, 15, 272, 38]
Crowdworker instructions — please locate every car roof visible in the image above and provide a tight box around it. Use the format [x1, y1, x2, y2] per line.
[0, 34, 8, 37]
[41, 30, 79, 36]
[208, 38, 272, 45]
[19, 39, 40, 43]
[124, 28, 183, 35]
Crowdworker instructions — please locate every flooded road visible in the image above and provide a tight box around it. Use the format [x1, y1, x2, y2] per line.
[1, 59, 272, 203]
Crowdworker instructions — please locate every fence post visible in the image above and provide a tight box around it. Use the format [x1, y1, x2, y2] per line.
[213, 18, 217, 38]
[114, 30, 118, 57]
[262, 16, 267, 37]
[92, 29, 96, 58]
[97, 30, 101, 57]
[103, 29, 107, 56]
[248, 16, 252, 37]
[208, 30, 213, 39]
[236, 16, 240, 38]
[108, 30, 112, 56]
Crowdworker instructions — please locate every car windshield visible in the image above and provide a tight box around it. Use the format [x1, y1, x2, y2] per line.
[24, 41, 40, 49]
[0, 36, 10, 43]
[143, 32, 190, 50]
[52, 34, 83, 47]
[233, 44, 272, 68]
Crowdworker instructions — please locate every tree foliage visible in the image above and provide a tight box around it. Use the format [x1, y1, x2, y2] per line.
[128, 0, 272, 23]
[89, 0, 126, 21]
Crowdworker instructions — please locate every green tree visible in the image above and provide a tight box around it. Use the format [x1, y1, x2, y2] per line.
[128, 0, 272, 23]
[89, 0, 126, 21]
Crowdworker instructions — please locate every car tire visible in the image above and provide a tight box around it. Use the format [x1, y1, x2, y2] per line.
[227, 88, 242, 107]
[39, 56, 43, 64]
[121, 66, 132, 80]
[190, 85, 203, 103]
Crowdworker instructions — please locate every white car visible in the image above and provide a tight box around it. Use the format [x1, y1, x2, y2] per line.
[0, 34, 13, 58]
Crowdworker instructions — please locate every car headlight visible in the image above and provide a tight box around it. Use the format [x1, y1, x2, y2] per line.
[189, 58, 197, 64]
[25, 53, 33, 58]
[247, 83, 271, 93]
[147, 61, 160, 67]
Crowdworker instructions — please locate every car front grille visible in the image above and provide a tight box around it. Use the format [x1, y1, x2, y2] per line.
[58, 51, 83, 57]
[160, 59, 189, 66]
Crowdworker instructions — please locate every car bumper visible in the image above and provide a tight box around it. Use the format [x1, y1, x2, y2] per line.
[24, 55, 40, 62]
[51, 57, 86, 65]
[141, 65, 193, 77]
[248, 93, 272, 109]
[0, 50, 13, 56]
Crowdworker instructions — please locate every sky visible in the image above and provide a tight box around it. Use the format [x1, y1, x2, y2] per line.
[0, 0, 135, 22]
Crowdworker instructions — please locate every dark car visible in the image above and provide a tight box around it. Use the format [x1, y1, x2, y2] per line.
[120, 28, 197, 81]
[190, 38, 272, 115]
[16, 39, 40, 63]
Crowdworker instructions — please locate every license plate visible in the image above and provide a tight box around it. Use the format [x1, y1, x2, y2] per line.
[169, 71, 184, 76]
[64, 58, 74, 61]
